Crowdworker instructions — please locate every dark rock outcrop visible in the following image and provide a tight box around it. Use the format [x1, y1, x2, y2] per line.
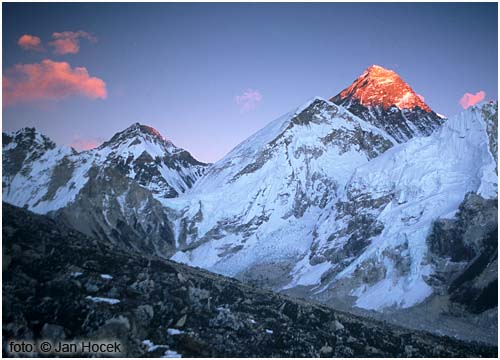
[55, 166, 176, 258]
[427, 193, 498, 313]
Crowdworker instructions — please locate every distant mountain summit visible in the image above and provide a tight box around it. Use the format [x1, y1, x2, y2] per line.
[100, 122, 175, 152]
[2, 123, 208, 257]
[96, 122, 207, 199]
[331, 65, 444, 142]
[333, 65, 431, 111]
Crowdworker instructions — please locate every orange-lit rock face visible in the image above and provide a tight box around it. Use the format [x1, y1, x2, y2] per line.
[337, 65, 431, 112]
[142, 125, 164, 139]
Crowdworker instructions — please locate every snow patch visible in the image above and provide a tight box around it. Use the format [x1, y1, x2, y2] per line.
[167, 328, 184, 336]
[85, 296, 120, 305]
[142, 340, 168, 352]
[162, 350, 182, 358]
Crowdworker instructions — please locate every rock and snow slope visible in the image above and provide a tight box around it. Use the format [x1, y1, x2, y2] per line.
[3, 128, 77, 213]
[2, 123, 208, 256]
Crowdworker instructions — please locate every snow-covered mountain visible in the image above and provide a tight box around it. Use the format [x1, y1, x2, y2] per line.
[331, 65, 445, 143]
[2, 123, 208, 256]
[96, 123, 206, 198]
[167, 95, 497, 319]
[3, 123, 207, 212]
[3, 65, 497, 341]
[166, 98, 393, 280]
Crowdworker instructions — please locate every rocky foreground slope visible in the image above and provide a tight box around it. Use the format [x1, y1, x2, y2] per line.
[2, 203, 497, 358]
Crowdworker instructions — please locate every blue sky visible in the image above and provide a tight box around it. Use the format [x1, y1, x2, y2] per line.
[3, 2, 498, 162]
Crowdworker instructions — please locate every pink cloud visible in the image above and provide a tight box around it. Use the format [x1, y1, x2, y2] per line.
[235, 89, 263, 112]
[70, 136, 105, 151]
[18, 34, 44, 51]
[416, 94, 425, 102]
[459, 90, 486, 109]
[3, 59, 107, 107]
[49, 31, 97, 55]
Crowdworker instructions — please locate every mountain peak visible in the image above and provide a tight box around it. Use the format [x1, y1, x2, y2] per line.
[332, 65, 431, 112]
[363, 64, 400, 82]
[124, 122, 168, 141]
[99, 122, 174, 151]
[366, 64, 392, 73]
